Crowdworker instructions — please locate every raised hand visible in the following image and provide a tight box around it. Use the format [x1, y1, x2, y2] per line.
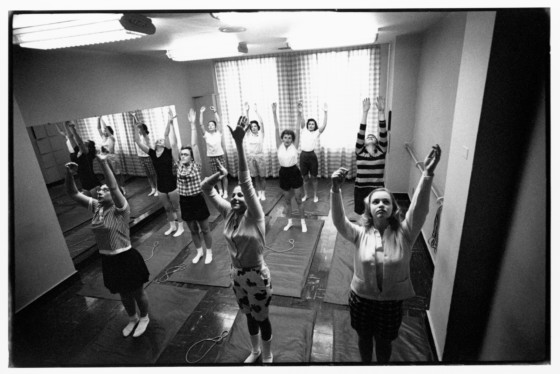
[272, 102, 277, 112]
[244, 102, 250, 113]
[168, 107, 176, 120]
[331, 167, 349, 191]
[375, 96, 385, 112]
[424, 144, 442, 175]
[65, 162, 79, 174]
[130, 112, 138, 124]
[362, 98, 371, 113]
[200, 106, 206, 113]
[188, 108, 196, 123]
[210, 106, 216, 113]
[297, 101, 303, 113]
[323, 102, 328, 112]
[215, 158, 229, 179]
[228, 116, 250, 143]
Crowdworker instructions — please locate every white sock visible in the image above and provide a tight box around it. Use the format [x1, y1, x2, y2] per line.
[154, 191, 159, 196]
[302, 194, 308, 202]
[204, 249, 213, 264]
[283, 218, 293, 231]
[122, 314, 139, 337]
[173, 221, 184, 237]
[148, 189, 155, 196]
[164, 221, 177, 236]
[313, 195, 319, 203]
[260, 191, 266, 201]
[301, 219, 307, 233]
[192, 248, 204, 264]
[132, 315, 150, 338]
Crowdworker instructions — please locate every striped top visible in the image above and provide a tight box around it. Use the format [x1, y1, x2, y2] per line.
[88, 198, 131, 255]
[177, 162, 203, 196]
[355, 120, 387, 188]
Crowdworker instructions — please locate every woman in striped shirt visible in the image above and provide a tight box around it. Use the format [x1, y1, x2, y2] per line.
[272, 101, 307, 233]
[177, 108, 213, 264]
[354, 97, 388, 215]
[201, 115, 274, 363]
[65, 151, 151, 338]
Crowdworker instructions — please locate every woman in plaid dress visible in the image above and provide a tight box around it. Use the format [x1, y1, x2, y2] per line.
[330, 145, 441, 363]
[175, 108, 213, 264]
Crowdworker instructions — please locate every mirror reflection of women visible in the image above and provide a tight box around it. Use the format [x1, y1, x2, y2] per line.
[299, 102, 328, 203]
[133, 109, 184, 237]
[131, 113, 158, 197]
[201, 116, 274, 363]
[244, 102, 267, 201]
[177, 108, 214, 264]
[64, 152, 151, 338]
[97, 116, 126, 195]
[330, 145, 441, 363]
[272, 102, 307, 233]
[199, 105, 229, 198]
[64, 121, 100, 197]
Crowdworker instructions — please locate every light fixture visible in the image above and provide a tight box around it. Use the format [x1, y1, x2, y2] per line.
[166, 34, 241, 62]
[12, 13, 155, 50]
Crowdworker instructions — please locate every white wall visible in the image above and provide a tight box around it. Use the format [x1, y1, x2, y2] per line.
[13, 48, 196, 147]
[427, 12, 496, 359]
[385, 33, 422, 193]
[13, 99, 77, 312]
[407, 13, 468, 261]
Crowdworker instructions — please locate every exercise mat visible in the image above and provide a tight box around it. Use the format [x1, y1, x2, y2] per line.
[264, 217, 324, 298]
[323, 233, 355, 305]
[214, 305, 316, 363]
[71, 284, 207, 366]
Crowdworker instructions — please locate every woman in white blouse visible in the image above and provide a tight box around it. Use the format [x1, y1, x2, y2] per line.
[199, 105, 229, 199]
[272, 101, 307, 233]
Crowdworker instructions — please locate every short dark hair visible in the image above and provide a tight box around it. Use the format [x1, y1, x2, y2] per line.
[306, 118, 318, 131]
[180, 146, 195, 161]
[105, 125, 114, 136]
[208, 120, 217, 127]
[87, 140, 97, 156]
[249, 120, 260, 131]
[280, 129, 296, 143]
[139, 123, 149, 135]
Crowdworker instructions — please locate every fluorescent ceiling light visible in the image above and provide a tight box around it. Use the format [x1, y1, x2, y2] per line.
[12, 13, 155, 50]
[167, 34, 241, 62]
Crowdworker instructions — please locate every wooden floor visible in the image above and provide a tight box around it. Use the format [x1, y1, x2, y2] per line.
[11, 177, 435, 366]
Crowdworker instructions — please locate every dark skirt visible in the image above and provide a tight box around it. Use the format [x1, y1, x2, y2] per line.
[180, 193, 210, 222]
[348, 290, 404, 341]
[101, 248, 150, 294]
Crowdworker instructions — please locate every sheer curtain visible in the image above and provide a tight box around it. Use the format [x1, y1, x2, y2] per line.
[215, 46, 380, 178]
[70, 105, 176, 176]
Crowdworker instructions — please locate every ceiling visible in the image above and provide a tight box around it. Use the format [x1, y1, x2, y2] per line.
[12, 10, 449, 62]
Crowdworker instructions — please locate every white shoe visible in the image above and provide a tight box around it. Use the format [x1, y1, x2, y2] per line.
[283, 219, 293, 231]
[301, 219, 307, 233]
[261, 336, 273, 363]
[313, 196, 319, 203]
[244, 333, 262, 363]
[132, 315, 150, 338]
[154, 191, 159, 197]
[148, 189, 155, 196]
[301, 195, 308, 202]
[164, 222, 177, 236]
[192, 248, 204, 264]
[261, 193, 266, 201]
[204, 250, 213, 264]
[173, 222, 184, 237]
[122, 315, 139, 337]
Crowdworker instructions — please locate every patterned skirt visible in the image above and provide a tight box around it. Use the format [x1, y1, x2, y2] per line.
[348, 290, 404, 341]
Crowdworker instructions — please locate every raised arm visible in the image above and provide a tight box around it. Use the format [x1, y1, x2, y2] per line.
[64, 121, 78, 150]
[403, 145, 441, 240]
[97, 153, 126, 209]
[65, 162, 90, 208]
[210, 106, 222, 133]
[254, 103, 264, 138]
[272, 102, 281, 148]
[187, 108, 202, 162]
[131, 113, 150, 154]
[229, 116, 264, 219]
[166, 107, 179, 161]
[375, 96, 388, 153]
[97, 116, 106, 138]
[330, 167, 360, 242]
[198, 106, 207, 135]
[294, 101, 302, 149]
[356, 98, 370, 154]
[55, 123, 67, 137]
[200, 167, 230, 218]
[318, 103, 328, 134]
[67, 122, 87, 154]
